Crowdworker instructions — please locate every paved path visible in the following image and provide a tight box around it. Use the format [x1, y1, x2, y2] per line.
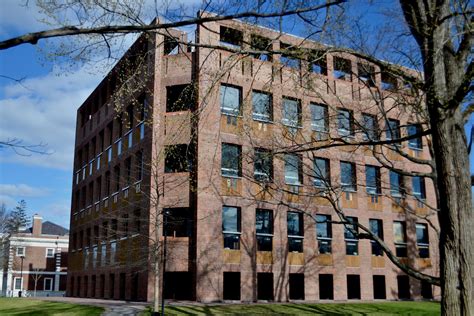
[30, 297, 148, 316]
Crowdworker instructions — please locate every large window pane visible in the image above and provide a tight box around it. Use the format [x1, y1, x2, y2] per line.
[338, 109, 354, 136]
[416, 223, 429, 258]
[369, 219, 384, 256]
[313, 158, 330, 188]
[316, 214, 332, 254]
[220, 84, 241, 116]
[345, 217, 359, 255]
[365, 165, 381, 195]
[310, 103, 328, 132]
[362, 114, 378, 140]
[282, 98, 301, 127]
[254, 148, 273, 182]
[390, 171, 404, 197]
[412, 176, 426, 200]
[252, 91, 272, 122]
[221, 143, 241, 177]
[407, 124, 423, 149]
[393, 221, 407, 257]
[340, 161, 356, 191]
[256, 209, 273, 251]
[285, 154, 302, 185]
[223, 206, 241, 250]
[287, 211, 303, 253]
[386, 119, 400, 141]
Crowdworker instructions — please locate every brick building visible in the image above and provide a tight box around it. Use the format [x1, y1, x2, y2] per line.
[0, 215, 69, 297]
[68, 12, 439, 302]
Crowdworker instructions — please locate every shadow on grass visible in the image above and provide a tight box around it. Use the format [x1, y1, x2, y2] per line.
[0, 301, 103, 316]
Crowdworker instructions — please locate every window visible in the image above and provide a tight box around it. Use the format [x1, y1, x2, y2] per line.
[16, 247, 25, 256]
[416, 223, 430, 258]
[381, 72, 397, 91]
[397, 275, 410, 299]
[393, 221, 407, 257]
[221, 143, 241, 177]
[46, 248, 55, 258]
[362, 114, 378, 141]
[386, 119, 401, 141]
[310, 103, 329, 133]
[163, 208, 192, 237]
[289, 274, 305, 300]
[254, 148, 273, 182]
[220, 26, 242, 48]
[340, 161, 357, 191]
[365, 165, 381, 195]
[287, 211, 304, 253]
[92, 246, 98, 268]
[412, 176, 426, 200]
[223, 272, 241, 300]
[222, 206, 241, 250]
[257, 273, 274, 300]
[373, 275, 386, 299]
[116, 138, 122, 157]
[333, 57, 351, 80]
[113, 165, 120, 192]
[407, 124, 423, 150]
[344, 217, 358, 255]
[43, 277, 53, 291]
[282, 97, 301, 128]
[164, 36, 179, 55]
[316, 214, 332, 254]
[252, 91, 272, 122]
[390, 171, 404, 197]
[101, 243, 107, 266]
[166, 84, 195, 112]
[134, 209, 141, 235]
[280, 43, 300, 69]
[220, 84, 241, 116]
[357, 63, 376, 87]
[125, 157, 132, 184]
[347, 275, 361, 299]
[105, 171, 111, 196]
[165, 145, 192, 173]
[284, 154, 302, 185]
[313, 158, 330, 188]
[250, 34, 272, 61]
[338, 109, 354, 136]
[308, 50, 327, 75]
[319, 274, 334, 300]
[14, 277, 22, 290]
[256, 209, 273, 251]
[135, 151, 143, 181]
[369, 219, 384, 256]
[110, 241, 116, 265]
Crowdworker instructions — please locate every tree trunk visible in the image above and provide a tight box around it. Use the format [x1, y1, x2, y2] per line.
[431, 110, 473, 315]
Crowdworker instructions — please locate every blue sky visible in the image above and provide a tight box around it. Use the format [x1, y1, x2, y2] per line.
[0, 1, 473, 229]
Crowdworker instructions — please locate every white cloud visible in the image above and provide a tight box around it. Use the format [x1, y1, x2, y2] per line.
[0, 183, 50, 197]
[0, 0, 49, 37]
[0, 64, 104, 170]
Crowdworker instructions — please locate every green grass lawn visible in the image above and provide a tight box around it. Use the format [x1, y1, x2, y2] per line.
[0, 298, 104, 316]
[143, 301, 440, 315]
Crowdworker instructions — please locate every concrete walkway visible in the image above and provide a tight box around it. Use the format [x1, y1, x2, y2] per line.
[30, 296, 148, 316]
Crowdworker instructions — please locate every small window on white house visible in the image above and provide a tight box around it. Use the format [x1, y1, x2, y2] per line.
[16, 247, 25, 256]
[44, 278, 53, 291]
[46, 248, 55, 258]
[14, 277, 23, 290]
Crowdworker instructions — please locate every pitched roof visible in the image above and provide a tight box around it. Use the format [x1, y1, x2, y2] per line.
[21, 221, 69, 236]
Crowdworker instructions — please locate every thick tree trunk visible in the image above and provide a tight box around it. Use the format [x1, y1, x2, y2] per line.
[431, 111, 473, 315]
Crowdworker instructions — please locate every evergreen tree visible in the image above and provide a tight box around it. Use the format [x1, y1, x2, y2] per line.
[5, 200, 29, 234]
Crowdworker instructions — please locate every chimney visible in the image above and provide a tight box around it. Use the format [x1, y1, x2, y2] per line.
[32, 214, 43, 236]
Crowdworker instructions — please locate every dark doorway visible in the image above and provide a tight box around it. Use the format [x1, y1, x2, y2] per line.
[421, 281, 433, 299]
[77, 276, 81, 297]
[289, 274, 305, 300]
[373, 275, 386, 299]
[119, 273, 126, 300]
[109, 274, 115, 299]
[223, 272, 241, 300]
[100, 274, 105, 298]
[130, 273, 139, 301]
[257, 273, 274, 301]
[319, 274, 334, 300]
[91, 275, 96, 298]
[397, 275, 411, 299]
[163, 272, 193, 300]
[347, 274, 361, 299]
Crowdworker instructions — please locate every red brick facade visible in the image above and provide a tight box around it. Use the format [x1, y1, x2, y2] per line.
[68, 12, 439, 303]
